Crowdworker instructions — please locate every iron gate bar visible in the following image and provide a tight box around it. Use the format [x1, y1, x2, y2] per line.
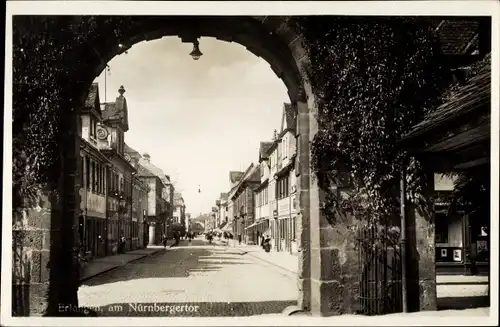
[357, 224, 403, 315]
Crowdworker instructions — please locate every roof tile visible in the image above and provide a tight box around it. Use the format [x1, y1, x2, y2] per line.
[259, 142, 274, 160]
[406, 53, 490, 138]
[284, 103, 297, 131]
[437, 20, 480, 55]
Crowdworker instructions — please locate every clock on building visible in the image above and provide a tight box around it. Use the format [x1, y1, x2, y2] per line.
[124, 153, 131, 162]
[96, 126, 109, 140]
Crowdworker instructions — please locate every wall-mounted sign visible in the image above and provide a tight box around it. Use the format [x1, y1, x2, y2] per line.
[440, 249, 447, 258]
[79, 188, 85, 210]
[87, 191, 106, 216]
[453, 249, 462, 262]
[434, 173, 456, 191]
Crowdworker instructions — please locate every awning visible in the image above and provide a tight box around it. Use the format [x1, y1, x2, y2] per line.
[244, 222, 257, 230]
[222, 222, 233, 232]
[244, 218, 267, 230]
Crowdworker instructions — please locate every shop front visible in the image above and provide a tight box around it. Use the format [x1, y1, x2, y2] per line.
[82, 191, 107, 258]
[435, 205, 490, 275]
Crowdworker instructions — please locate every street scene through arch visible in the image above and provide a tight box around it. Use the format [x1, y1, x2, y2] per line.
[7, 8, 494, 322]
[76, 35, 304, 316]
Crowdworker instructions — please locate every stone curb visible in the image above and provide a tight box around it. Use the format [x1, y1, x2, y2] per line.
[80, 248, 165, 283]
[233, 247, 297, 278]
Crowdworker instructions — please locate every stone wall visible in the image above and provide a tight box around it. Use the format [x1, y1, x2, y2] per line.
[12, 196, 54, 316]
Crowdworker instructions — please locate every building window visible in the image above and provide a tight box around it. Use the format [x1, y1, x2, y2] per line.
[80, 155, 84, 186]
[90, 118, 95, 138]
[435, 213, 449, 243]
[86, 157, 91, 190]
[292, 216, 296, 241]
[283, 137, 287, 158]
[277, 176, 290, 199]
[280, 220, 285, 240]
[93, 162, 98, 192]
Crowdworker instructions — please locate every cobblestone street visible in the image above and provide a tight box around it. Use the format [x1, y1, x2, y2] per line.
[77, 239, 297, 316]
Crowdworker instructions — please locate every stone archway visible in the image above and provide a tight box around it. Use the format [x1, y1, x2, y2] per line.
[12, 15, 330, 317]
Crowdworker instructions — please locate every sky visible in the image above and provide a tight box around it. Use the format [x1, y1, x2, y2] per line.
[94, 36, 288, 217]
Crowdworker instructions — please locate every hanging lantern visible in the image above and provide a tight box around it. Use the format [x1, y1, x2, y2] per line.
[190, 40, 203, 60]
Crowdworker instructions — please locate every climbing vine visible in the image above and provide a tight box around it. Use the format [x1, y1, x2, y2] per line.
[12, 16, 139, 316]
[296, 17, 452, 225]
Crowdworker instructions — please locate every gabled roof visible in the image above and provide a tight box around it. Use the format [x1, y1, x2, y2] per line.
[230, 163, 261, 199]
[259, 142, 274, 162]
[124, 143, 141, 157]
[436, 19, 480, 55]
[280, 102, 297, 134]
[136, 162, 158, 178]
[84, 83, 102, 116]
[230, 171, 245, 184]
[101, 86, 129, 132]
[125, 145, 172, 187]
[404, 53, 490, 141]
[138, 157, 171, 186]
[174, 192, 184, 206]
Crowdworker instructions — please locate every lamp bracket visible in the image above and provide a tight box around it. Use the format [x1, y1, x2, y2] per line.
[179, 35, 199, 43]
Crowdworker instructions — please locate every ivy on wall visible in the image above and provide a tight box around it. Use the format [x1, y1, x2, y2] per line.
[12, 16, 136, 315]
[296, 17, 453, 225]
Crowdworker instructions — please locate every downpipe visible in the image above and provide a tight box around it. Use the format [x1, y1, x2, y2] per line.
[400, 167, 408, 313]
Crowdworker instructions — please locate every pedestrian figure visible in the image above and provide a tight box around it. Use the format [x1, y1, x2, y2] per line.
[263, 235, 272, 253]
[162, 234, 168, 248]
[174, 231, 180, 246]
[120, 236, 126, 253]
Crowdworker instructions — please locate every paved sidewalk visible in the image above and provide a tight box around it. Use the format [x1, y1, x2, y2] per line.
[258, 306, 491, 318]
[437, 275, 489, 284]
[227, 241, 297, 277]
[80, 246, 167, 282]
[229, 241, 490, 300]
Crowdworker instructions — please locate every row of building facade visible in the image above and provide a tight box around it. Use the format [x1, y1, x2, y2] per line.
[78, 83, 186, 259]
[209, 103, 300, 254]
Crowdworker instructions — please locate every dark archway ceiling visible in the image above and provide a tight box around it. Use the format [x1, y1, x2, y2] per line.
[82, 16, 306, 103]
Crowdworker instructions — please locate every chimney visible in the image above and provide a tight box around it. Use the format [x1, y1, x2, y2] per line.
[143, 153, 150, 162]
[273, 129, 278, 141]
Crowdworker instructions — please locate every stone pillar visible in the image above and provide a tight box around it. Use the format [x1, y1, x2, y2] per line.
[12, 110, 82, 316]
[406, 173, 437, 312]
[12, 191, 55, 316]
[53, 110, 82, 315]
[295, 91, 311, 312]
[306, 87, 359, 316]
[148, 223, 156, 246]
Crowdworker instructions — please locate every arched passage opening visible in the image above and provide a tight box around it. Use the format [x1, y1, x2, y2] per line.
[12, 15, 323, 317]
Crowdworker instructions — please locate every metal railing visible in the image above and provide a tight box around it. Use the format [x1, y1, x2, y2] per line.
[356, 225, 403, 315]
